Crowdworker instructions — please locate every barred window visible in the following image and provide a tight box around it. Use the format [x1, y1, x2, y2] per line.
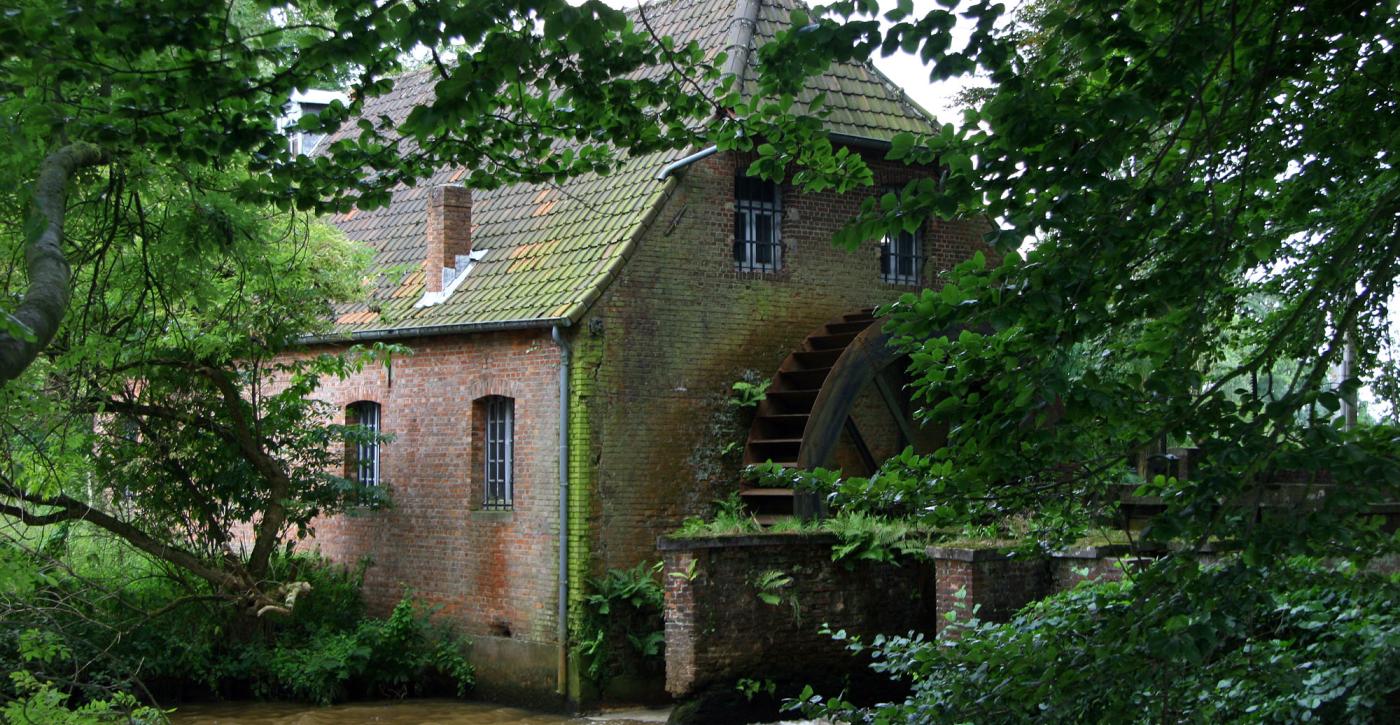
[483, 396, 514, 510]
[347, 401, 381, 487]
[734, 175, 782, 272]
[881, 228, 923, 285]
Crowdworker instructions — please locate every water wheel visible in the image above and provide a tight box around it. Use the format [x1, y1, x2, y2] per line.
[740, 310, 943, 521]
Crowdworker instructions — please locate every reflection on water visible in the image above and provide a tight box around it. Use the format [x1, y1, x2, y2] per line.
[171, 699, 586, 724]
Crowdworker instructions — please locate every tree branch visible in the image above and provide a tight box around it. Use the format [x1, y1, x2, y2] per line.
[0, 477, 250, 598]
[0, 142, 105, 384]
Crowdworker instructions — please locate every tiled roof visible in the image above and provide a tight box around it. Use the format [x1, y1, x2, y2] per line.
[749, 0, 937, 140]
[323, 0, 936, 336]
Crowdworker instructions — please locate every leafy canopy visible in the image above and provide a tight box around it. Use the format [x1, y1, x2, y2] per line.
[733, 0, 1400, 720]
[741, 0, 1400, 558]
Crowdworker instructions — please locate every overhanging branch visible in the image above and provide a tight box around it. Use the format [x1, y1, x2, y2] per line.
[0, 142, 106, 384]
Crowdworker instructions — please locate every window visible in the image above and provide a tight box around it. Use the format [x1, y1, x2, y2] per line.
[347, 401, 381, 486]
[881, 228, 923, 285]
[734, 175, 782, 272]
[483, 396, 514, 510]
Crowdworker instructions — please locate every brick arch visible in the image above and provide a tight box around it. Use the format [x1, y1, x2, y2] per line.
[460, 379, 530, 404]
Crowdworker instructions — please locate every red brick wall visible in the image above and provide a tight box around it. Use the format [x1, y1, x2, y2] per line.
[299, 330, 563, 646]
[659, 534, 937, 697]
[931, 547, 1052, 636]
[576, 148, 991, 574]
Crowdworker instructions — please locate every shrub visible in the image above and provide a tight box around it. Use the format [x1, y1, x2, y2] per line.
[789, 558, 1400, 724]
[0, 541, 472, 709]
[577, 561, 665, 691]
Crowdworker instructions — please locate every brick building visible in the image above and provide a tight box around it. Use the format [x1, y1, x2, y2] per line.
[301, 0, 989, 705]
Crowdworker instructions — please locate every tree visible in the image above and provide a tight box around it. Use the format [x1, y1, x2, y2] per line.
[0, 0, 716, 612]
[0, 0, 715, 383]
[749, 0, 1399, 560]
[732, 0, 1400, 719]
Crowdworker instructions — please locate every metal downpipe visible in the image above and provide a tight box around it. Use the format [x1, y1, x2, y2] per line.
[551, 325, 572, 697]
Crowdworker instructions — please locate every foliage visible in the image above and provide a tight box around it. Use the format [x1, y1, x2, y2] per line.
[0, 0, 719, 618]
[744, 461, 842, 495]
[735, 676, 777, 703]
[576, 561, 666, 691]
[791, 560, 1400, 724]
[752, 569, 793, 607]
[751, 568, 801, 625]
[674, 493, 761, 537]
[743, 0, 1400, 555]
[728, 378, 772, 409]
[258, 596, 474, 705]
[671, 495, 932, 567]
[728, 0, 1400, 716]
[822, 511, 927, 565]
[690, 370, 767, 484]
[3, 672, 164, 725]
[0, 536, 471, 711]
[0, 194, 400, 613]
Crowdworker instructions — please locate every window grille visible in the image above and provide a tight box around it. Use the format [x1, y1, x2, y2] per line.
[881, 228, 923, 285]
[349, 401, 381, 487]
[483, 396, 514, 510]
[733, 175, 782, 272]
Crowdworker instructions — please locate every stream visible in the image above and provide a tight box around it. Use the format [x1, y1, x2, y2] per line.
[170, 699, 595, 724]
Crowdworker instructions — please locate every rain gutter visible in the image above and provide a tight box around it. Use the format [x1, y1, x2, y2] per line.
[297, 316, 567, 346]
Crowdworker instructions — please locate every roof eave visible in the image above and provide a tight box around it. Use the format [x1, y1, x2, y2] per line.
[298, 316, 570, 346]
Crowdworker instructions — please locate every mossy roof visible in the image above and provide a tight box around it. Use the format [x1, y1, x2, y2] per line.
[324, 0, 936, 336]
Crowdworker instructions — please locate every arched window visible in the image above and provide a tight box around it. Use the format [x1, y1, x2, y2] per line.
[347, 401, 381, 486]
[480, 396, 514, 510]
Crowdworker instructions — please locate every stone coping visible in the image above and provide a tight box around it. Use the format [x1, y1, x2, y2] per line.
[927, 545, 1024, 562]
[657, 532, 840, 551]
[929, 543, 1144, 561]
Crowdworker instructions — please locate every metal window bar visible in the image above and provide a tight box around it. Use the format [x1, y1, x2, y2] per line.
[881, 229, 924, 285]
[733, 176, 782, 272]
[484, 397, 514, 510]
[354, 402, 380, 486]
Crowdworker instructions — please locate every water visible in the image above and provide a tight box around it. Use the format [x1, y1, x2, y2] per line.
[170, 699, 589, 724]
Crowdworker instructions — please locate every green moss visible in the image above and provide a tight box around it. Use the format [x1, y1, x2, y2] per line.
[567, 333, 602, 644]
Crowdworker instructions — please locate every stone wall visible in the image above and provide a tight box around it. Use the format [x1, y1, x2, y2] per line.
[658, 533, 937, 697]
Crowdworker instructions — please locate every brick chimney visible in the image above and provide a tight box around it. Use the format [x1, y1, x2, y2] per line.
[425, 184, 472, 293]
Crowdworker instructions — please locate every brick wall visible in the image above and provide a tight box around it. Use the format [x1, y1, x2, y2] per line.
[659, 533, 937, 697]
[576, 148, 991, 576]
[293, 330, 564, 697]
[930, 546, 1052, 636]
[930, 545, 1156, 636]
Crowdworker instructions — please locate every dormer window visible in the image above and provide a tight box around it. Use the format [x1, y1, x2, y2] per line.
[881, 228, 923, 286]
[734, 175, 782, 272]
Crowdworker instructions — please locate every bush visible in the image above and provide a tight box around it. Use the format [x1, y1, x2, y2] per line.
[259, 597, 473, 705]
[790, 558, 1400, 724]
[0, 541, 472, 710]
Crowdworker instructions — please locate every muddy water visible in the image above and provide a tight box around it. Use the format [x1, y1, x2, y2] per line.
[170, 699, 587, 724]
